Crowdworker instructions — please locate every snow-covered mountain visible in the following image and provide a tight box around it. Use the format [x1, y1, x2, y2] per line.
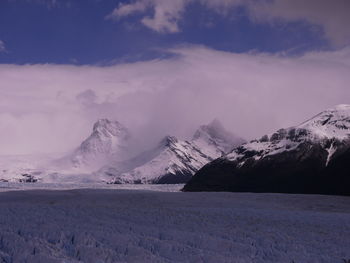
[98, 120, 244, 184]
[99, 136, 212, 184]
[54, 119, 131, 172]
[0, 118, 243, 184]
[192, 119, 245, 158]
[224, 104, 350, 164]
[184, 105, 350, 195]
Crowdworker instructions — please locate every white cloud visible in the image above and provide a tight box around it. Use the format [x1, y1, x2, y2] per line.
[247, 0, 350, 47]
[106, 0, 149, 19]
[107, 0, 187, 33]
[0, 40, 6, 52]
[0, 45, 350, 155]
[141, 0, 186, 33]
[108, 0, 350, 46]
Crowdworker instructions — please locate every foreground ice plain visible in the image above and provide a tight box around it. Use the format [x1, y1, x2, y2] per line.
[0, 186, 349, 263]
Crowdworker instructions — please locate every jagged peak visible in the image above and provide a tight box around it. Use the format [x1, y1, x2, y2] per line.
[193, 119, 243, 144]
[92, 119, 129, 139]
[194, 119, 224, 139]
[159, 135, 179, 147]
[93, 119, 122, 131]
[207, 118, 225, 130]
[93, 119, 113, 130]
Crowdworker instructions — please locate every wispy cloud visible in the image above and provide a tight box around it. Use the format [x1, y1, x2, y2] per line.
[9, 0, 70, 9]
[106, 0, 186, 33]
[108, 0, 350, 46]
[1, 45, 350, 155]
[0, 40, 6, 53]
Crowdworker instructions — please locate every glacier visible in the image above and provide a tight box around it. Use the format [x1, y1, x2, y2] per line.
[0, 187, 348, 262]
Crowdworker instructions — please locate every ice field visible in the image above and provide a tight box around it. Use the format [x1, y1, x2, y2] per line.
[0, 185, 349, 262]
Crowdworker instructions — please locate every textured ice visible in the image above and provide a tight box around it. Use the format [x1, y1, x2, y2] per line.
[0, 189, 349, 262]
[0, 182, 184, 192]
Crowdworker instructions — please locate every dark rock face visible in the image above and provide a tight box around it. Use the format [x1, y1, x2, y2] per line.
[183, 139, 350, 195]
[154, 171, 193, 184]
[19, 174, 38, 183]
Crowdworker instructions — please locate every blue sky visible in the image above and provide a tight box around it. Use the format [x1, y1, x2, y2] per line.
[0, 0, 340, 64]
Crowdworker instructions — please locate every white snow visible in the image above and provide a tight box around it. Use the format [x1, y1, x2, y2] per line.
[326, 142, 337, 166]
[98, 136, 212, 183]
[97, 120, 245, 184]
[0, 189, 348, 262]
[226, 137, 300, 162]
[0, 119, 245, 184]
[227, 104, 350, 162]
[53, 119, 131, 173]
[299, 104, 350, 140]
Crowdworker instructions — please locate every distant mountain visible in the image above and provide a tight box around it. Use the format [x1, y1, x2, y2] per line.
[192, 119, 246, 157]
[98, 119, 244, 184]
[54, 119, 131, 172]
[0, 118, 244, 184]
[183, 105, 350, 195]
[99, 136, 211, 184]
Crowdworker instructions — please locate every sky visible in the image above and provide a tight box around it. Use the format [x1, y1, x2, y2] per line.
[0, 0, 350, 155]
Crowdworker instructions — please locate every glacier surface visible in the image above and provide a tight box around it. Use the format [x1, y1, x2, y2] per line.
[0, 188, 349, 262]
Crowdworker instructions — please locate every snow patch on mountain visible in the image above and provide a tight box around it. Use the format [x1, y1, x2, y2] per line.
[226, 104, 350, 166]
[99, 120, 244, 184]
[99, 136, 212, 184]
[299, 104, 350, 140]
[0, 118, 244, 184]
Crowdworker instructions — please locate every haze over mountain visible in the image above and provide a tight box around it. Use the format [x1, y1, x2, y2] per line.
[54, 119, 131, 172]
[98, 119, 244, 184]
[184, 104, 350, 195]
[0, 118, 244, 184]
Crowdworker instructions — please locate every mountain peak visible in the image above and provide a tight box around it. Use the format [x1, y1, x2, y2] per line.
[298, 104, 350, 140]
[195, 118, 226, 137]
[93, 119, 112, 130]
[92, 119, 129, 138]
[59, 119, 131, 171]
[226, 104, 350, 163]
[160, 135, 179, 147]
[193, 119, 245, 156]
[207, 118, 224, 130]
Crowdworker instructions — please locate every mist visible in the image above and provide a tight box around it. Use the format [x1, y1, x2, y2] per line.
[1, 45, 350, 155]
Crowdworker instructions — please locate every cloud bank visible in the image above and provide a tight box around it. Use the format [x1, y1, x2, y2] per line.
[1, 45, 350, 155]
[108, 0, 350, 46]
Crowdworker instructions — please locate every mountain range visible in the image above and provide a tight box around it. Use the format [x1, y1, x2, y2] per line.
[0, 119, 244, 184]
[2, 104, 350, 195]
[183, 104, 350, 195]
[97, 119, 245, 184]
